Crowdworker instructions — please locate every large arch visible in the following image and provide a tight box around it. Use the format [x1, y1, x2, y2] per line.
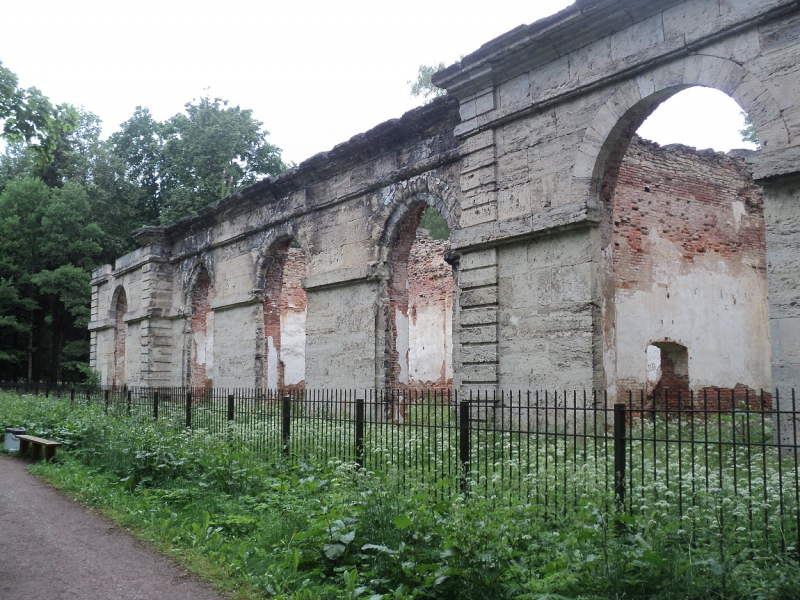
[575, 56, 784, 397]
[110, 285, 128, 389]
[186, 264, 214, 389]
[573, 55, 789, 204]
[379, 190, 457, 391]
[258, 236, 308, 393]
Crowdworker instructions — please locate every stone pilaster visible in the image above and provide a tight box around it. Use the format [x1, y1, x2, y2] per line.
[453, 248, 499, 393]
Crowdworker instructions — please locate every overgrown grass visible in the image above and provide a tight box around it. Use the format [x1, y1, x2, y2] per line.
[2, 390, 800, 599]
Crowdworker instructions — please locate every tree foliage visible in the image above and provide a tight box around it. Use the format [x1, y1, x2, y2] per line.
[739, 111, 759, 146]
[0, 66, 287, 382]
[409, 63, 447, 103]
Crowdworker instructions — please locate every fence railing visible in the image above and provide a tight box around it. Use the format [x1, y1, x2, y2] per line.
[3, 383, 799, 558]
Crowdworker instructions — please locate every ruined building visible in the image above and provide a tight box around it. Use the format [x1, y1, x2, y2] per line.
[90, 0, 800, 406]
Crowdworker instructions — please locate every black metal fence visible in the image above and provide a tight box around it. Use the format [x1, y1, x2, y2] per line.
[3, 383, 800, 557]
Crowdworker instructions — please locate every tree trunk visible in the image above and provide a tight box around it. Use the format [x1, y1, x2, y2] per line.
[27, 317, 33, 383]
[50, 299, 60, 385]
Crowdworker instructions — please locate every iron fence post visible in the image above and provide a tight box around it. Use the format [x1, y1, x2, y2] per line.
[614, 403, 627, 520]
[126, 389, 132, 416]
[70, 388, 75, 407]
[227, 394, 235, 422]
[104, 390, 109, 414]
[153, 391, 159, 421]
[185, 391, 192, 428]
[282, 394, 291, 457]
[355, 395, 364, 469]
[459, 399, 471, 493]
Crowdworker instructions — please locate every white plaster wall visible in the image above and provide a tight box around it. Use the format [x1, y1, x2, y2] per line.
[614, 230, 771, 391]
[281, 310, 306, 386]
[266, 336, 279, 390]
[394, 311, 410, 385]
[409, 299, 453, 385]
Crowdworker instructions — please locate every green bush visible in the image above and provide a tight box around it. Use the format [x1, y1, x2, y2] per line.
[2, 391, 799, 600]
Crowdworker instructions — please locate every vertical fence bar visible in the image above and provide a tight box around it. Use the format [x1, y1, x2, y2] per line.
[355, 395, 364, 469]
[282, 394, 291, 457]
[185, 391, 192, 428]
[126, 389, 132, 416]
[614, 403, 626, 517]
[153, 391, 159, 421]
[104, 390, 109, 415]
[70, 388, 75, 407]
[227, 394, 235, 422]
[459, 399, 470, 493]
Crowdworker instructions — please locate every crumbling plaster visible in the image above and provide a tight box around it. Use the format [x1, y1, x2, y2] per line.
[90, 0, 800, 399]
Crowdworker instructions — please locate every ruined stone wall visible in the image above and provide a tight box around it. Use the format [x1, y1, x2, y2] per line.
[92, 99, 462, 391]
[263, 243, 307, 390]
[91, 0, 800, 398]
[612, 136, 770, 395]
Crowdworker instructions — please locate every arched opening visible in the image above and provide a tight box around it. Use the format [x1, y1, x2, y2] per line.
[646, 342, 690, 406]
[387, 204, 453, 391]
[112, 287, 127, 389]
[189, 267, 214, 390]
[263, 239, 307, 392]
[599, 87, 771, 403]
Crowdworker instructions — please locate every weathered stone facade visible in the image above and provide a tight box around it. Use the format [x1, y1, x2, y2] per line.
[90, 0, 800, 404]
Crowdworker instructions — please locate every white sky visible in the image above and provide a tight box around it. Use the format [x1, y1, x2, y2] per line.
[1, 0, 755, 165]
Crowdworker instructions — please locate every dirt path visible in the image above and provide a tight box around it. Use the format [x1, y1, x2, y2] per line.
[0, 456, 228, 600]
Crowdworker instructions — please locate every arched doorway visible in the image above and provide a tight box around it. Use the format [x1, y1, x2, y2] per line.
[189, 267, 214, 390]
[386, 203, 454, 391]
[262, 239, 307, 393]
[112, 287, 127, 389]
[589, 84, 771, 401]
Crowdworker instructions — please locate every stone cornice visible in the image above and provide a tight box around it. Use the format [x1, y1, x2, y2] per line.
[141, 97, 461, 246]
[303, 263, 387, 292]
[749, 147, 800, 183]
[452, 200, 601, 251]
[167, 149, 461, 265]
[434, 0, 798, 111]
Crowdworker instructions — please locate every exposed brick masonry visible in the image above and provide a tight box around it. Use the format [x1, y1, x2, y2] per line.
[408, 231, 453, 390]
[190, 270, 213, 389]
[112, 289, 127, 389]
[614, 136, 765, 279]
[263, 242, 307, 390]
[387, 206, 424, 389]
[614, 136, 770, 410]
[388, 205, 454, 390]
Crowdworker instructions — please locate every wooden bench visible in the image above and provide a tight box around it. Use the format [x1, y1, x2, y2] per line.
[17, 435, 62, 462]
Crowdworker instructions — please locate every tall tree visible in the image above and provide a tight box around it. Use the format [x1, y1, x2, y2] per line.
[409, 62, 447, 104]
[1, 60, 55, 143]
[157, 96, 286, 223]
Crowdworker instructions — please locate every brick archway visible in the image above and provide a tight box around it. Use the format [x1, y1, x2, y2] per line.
[381, 197, 455, 391]
[111, 286, 127, 389]
[260, 238, 307, 392]
[188, 267, 214, 389]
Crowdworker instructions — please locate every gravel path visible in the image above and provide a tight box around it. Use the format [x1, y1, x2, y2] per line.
[0, 456, 228, 599]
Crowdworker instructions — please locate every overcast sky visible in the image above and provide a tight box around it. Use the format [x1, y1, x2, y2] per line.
[1, 0, 755, 165]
